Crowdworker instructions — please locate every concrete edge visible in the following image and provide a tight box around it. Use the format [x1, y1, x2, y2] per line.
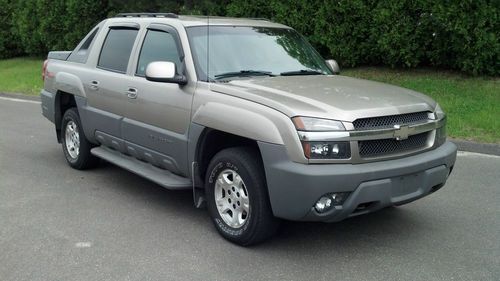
[1, 92, 499, 156]
[0, 92, 40, 102]
[449, 139, 500, 156]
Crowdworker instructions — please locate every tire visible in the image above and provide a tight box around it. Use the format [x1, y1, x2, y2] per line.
[61, 107, 99, 170]
[205, 147, 279, 246]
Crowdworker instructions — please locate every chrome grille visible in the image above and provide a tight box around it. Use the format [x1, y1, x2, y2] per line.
[359, 132, 429, 158]
[353, 112, 430, 130]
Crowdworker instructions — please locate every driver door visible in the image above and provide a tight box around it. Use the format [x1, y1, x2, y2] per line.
[121, 24, 194, 175]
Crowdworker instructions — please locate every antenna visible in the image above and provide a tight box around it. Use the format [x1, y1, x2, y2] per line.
[207, 15, 210, 85]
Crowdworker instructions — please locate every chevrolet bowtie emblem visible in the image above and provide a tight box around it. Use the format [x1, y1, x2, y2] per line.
[393, 124, 409, 140]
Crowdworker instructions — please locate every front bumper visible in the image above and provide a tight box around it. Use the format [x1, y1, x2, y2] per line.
[258, 141, 457, 222]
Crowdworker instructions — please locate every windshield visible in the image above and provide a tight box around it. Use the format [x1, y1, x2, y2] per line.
[186, 26, 332, 81]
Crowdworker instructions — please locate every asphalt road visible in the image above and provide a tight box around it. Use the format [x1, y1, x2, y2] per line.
[0, 96, 499, 281]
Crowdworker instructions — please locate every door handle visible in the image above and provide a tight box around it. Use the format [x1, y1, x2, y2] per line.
[90, 80, 99, 91]
[125, 88, 138, 99]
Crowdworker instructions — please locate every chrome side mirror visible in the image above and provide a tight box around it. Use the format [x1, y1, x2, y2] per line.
[145, 61, 187, 85]
[325, 59, 340, 75]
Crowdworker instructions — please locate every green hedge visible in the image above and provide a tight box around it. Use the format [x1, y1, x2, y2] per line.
[0, 0, 23, 59]
[225, 0, 499, 76]
[11, 0, 109, 55]
[1, 0, 498, 75]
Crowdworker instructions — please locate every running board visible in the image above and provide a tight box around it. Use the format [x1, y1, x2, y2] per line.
[91, 147, 192, 190]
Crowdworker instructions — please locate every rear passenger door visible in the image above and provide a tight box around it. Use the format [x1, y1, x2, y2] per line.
[121, 24, 194, 175]
[85, 25, 140, 149]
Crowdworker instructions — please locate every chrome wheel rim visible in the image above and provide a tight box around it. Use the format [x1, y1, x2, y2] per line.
[214, 169, 250, 228]
[65, 120, 80, 159]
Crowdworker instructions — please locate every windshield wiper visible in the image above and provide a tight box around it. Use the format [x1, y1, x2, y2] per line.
[214, 70, 275, 80]
[280, 69, 325, 76]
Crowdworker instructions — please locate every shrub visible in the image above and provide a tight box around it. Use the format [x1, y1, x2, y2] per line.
[0, 0, 23, 58]
[1, 0, 498, 75]
[12, 0, 108, 56]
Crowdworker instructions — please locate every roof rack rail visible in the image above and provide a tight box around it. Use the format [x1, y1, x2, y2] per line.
[115, 13, 179, 19]
[250, 18, 271, 21]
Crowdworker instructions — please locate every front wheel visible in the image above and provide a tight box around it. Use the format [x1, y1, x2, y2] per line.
[205, 147, 279, 246]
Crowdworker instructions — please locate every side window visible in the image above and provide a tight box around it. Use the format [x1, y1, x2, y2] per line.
[136, 30, 181, 76]
[67, 27, 99, 63]
[98, 28, 139, 73]
[78, 28, 99, 55]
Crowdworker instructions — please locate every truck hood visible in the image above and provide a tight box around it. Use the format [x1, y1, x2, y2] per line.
[209, 75, 436, 122]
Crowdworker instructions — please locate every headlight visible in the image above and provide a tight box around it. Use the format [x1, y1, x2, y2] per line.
[292, 117, 350, 159]
[303, 141, 351, 159]
[434, 103, 446, 120]
[433, 104, 447, 146]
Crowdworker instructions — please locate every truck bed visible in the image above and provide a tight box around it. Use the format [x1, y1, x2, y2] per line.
[47, 51, 72, 61]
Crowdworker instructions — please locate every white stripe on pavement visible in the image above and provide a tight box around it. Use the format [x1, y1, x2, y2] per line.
[457, 151, 499, 159]
[0, 96, 41, 104]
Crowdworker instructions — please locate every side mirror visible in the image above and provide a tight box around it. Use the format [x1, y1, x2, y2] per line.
[145, 61, 187, 85]
[325, 59, 340, 75]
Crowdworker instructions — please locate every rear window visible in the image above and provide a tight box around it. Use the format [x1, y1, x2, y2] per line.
[67, 26, 100, 64]
[98, 28, 139, 73]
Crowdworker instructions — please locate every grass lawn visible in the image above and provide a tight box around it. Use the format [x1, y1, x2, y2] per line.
[0, 57, 43, 95]
[0, 57, 498, 143]
[343, 67, 499, 143]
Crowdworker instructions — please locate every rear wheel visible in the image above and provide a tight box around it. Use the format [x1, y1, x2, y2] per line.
[205, 147, 279, 246]
[61, 108, 98, 170]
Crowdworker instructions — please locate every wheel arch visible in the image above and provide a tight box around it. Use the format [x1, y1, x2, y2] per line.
[192, 127, 263, 185]
[54, 91, 77, 143]
[188, 99, 305, 186]
[54, 72, 86, 98]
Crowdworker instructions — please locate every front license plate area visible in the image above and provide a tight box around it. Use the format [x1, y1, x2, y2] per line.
[391, 172, 423, 197]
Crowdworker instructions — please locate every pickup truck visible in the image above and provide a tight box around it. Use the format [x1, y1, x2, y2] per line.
[41, 13, 457, 245]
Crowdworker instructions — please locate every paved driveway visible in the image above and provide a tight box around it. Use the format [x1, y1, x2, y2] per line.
[0, 96, 499, 281]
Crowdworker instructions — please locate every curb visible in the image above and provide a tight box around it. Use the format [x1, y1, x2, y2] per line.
[450, 139, 500, 157]
[1, 92, 499, 156]
[0, 92, 40, 102]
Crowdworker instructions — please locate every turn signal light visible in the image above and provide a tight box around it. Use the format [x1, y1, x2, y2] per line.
[42, 60, 48, 81]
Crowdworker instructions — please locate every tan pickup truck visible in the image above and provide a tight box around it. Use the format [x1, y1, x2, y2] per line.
[41, 13, 457, 245]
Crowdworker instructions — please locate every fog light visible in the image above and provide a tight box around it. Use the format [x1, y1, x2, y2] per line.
[315, 196, 333, 213]
[314, 192, 350, 213]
